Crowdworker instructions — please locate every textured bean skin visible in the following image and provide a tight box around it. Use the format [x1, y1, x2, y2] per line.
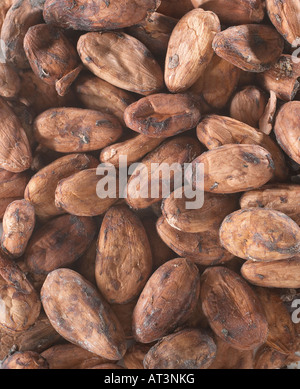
[201, 266, 268, 350]
[77, 32, 164, 96]
[43, 0, 161, 31]
[132, 258, 200, 344]
[95, 205, 152, 304]
[41, 268, 127, 360]
[219, 208, 300, 261]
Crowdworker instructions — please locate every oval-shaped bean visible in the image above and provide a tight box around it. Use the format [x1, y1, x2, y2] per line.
[143, 328, 217, 369]
[34, 108, 123, 153]
[219, 208, 300, 261]
[241, 257, 300, 289]
[1, 199, 35, 258]
[24, 153, 99, 221]
[201, 266, 268, 350]
[212, 24, 284, 72]
[25, 214, 97, 275]
[41, 268, 127, 360]
[95, 205, 152, 304]
[43, 0, 161, 31]
[188, 144, 275, 194]
[124, 93, 201, 138]
[55, 168, 119, 217]
[156, 215, 234, 266]
[132, 257, 200, 343]
[77, 31, 164, 96]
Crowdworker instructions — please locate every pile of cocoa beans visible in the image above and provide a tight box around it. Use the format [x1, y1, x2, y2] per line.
[0, 0, 299, 370]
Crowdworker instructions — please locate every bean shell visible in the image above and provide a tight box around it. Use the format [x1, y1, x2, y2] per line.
[239, 184, 300, 225]
[255, 287, 297, 354]
[0, 0, 13, 32]
[126, 12, 177, 59]
[43, 0, 161, 31]
[161, 189, 239, 233]
[24, 214, 97, 275]
[0, 63, 21, 99]
[257, 55, 300, 102]
[196, 115, 288, 182]
[126, 136, 202, 209]
[24, 153, 99, 221]
[254, 345, 296, 369]
[212, 24, 284, 72]
[189, 144, 275, 194]
[100, 134, 164, 168]
[241, 256, 300, 289]
[77, 31, 164, 96]
[156, 215, 234, 266]
[1, 199, 35, 258]
[0, 0, 44, 69]
[0, 97, 32, 173]
[191, 0, 265, 25]
[188, 54, 241, 110]
[141, 214, 175, 270]
[229, 86, 268, 128]
[258, 90, 277, 135]
[33, 107, 123, 153]
[207, 336, 254, 369]
[143, 328, 217, 369]
[23, 24, 81, 96]
[95, 205, 152, 304]
[0, 170, 30, 219]
[41, 268, 127, 360]
[201, 266, 268, 350]
[132, 257, 200, 343]
[0, 312, 62, 360]
[75, 73, 136, 126]
[157, 0, 193, 19]
[41, 343, 112, 370]
[274, 101, 300, 165]
[55, 168, 119, 217]
[124, 93, 201, 138]
[0, 255, 41, 333]
[18, 70, 74, 115]
[165, 8, 220, 92]
[266, 0, 300, 45]
[219, 208, 300, 261]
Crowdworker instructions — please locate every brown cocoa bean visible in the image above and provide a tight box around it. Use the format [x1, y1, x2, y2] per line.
[95, 205, 152, 304]
[41, 268, 127, 360]
[132, 257, 200, 343]
[1, 199, 35, 258]
[124, 93, 201, 138]
[165, 8, 220, 92]
[201, 266, 268, 350]
[33, 107, 123, 153]
[77, 31, 164, 96]
[24, 214, 97, 276]
[143, 328, 217, 369]
[219, 208, 300, 261]
[212, 24, 284, 72]
[43, 0, 161, 31]
[24, 153, 99, 220]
